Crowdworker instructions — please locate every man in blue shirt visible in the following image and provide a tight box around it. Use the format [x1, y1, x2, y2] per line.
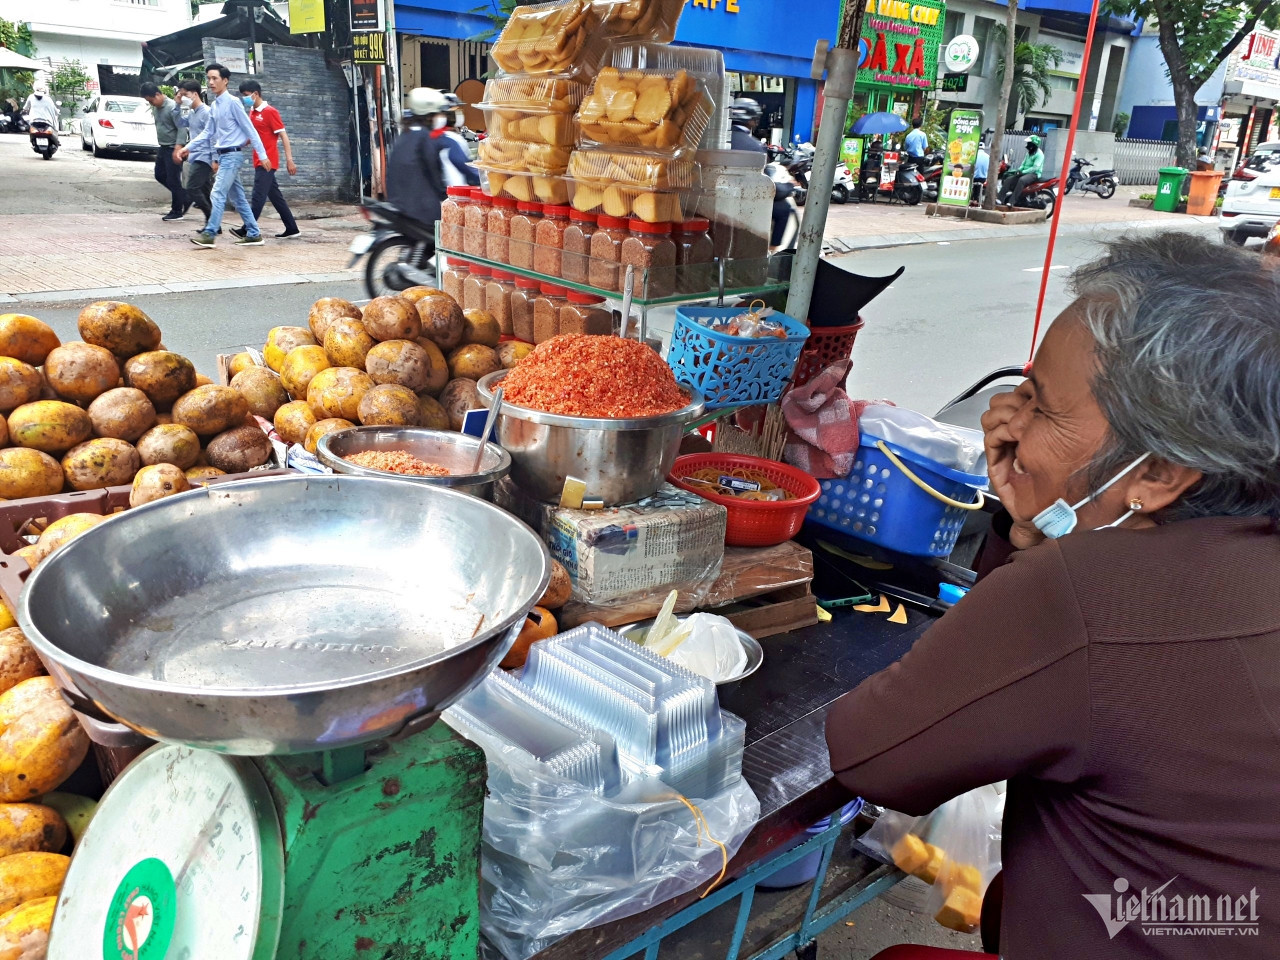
[903, 117, 928, 159]
[971, 142, 990, 203]
[177, 63, 272, 247]
[174, 80, 215, 231]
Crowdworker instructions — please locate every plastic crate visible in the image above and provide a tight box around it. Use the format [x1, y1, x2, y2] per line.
[807, 437, 986, 557]
[667, 307, 810, 409]
[669, 453, 820, 547]
[790, 319, 865, 389]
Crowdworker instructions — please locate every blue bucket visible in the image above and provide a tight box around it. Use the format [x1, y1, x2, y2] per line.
[756, 798, 865, 890]
[807, 436, 987, 557]
[667, 306, 810, 409]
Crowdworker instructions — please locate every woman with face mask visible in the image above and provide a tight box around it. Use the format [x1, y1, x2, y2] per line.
[385, 87, 479, 230]
[827, 232, 1280, 960]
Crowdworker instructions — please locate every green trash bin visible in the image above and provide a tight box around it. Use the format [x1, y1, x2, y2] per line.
[1154, 166, 1187, 212]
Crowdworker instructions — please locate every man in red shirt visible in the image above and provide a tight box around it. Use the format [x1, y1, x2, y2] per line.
[233, 80, 300, 239]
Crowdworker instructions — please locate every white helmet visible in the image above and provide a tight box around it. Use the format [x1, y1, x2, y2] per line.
[406, 87, 460, 117]
[33, 83, 48, 97]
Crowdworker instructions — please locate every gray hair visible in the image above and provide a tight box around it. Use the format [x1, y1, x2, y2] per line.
[1071, 231, 1280, 523]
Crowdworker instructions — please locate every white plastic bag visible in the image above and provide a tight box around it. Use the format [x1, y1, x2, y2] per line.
[649, 613, 747, 682]
[448, 712, 760, 960]
[858, 404, 987, 475]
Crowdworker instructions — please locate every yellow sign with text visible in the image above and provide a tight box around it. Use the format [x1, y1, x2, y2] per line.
[873, 0, 939, 25]
[690, 0, 741, 12]
[288, 0, 325, 34]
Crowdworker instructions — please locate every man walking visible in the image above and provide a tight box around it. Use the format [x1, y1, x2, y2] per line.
[177, 63, 271, 248]
[140, 82, 188, 221]
[234, 79, 300, 240]
[174, 81, 214, 230]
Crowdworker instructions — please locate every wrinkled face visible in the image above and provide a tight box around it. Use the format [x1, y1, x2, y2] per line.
[1003, 303, 1117, 526]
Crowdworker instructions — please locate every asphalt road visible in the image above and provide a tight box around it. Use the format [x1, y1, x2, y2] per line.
[13, 223, 1216, 407]
[0, 129, 165, 215]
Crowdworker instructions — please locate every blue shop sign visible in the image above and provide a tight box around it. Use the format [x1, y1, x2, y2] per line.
[674, 0, 842, 77]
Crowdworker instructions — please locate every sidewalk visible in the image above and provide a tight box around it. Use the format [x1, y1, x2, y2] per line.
[0, 205, 366, 301]
[820, 185, 1219, 251]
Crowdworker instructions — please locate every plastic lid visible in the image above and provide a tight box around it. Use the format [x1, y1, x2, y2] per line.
[565, 291, 605, 305]
[514, 276, 541, 289]
[628, 219, 672, 235]
[446, 185, 472, 198]
[569, 209, 599, 224]
[539, 282, 569, 295]
[493, 197, 519, 210]
[597, 215, 630, 229]
[470, 187, 492, 202]
[938, 583, 969, 605]
[491, 269, 514, 280]
[542, 204, 572, 217]
[675, 217, 710, 232]
[516, 201, 544, 214]
[470, 265, 492, 278]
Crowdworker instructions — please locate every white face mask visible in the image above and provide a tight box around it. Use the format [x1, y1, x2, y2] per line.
[454, 111, 465, 128]
[1031, 453, 1151, 539]
[431, 114, 448, 131]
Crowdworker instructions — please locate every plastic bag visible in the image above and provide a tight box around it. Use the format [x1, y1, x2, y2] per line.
[450, 709, 760, 960]
[858, 404, 987, 475]
[855, 785, 1003, 934]
[647, 612, 747, 682]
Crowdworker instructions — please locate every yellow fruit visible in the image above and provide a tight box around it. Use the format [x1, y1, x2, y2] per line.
[33, 513, 105, 562]
[0, 360, 42, 415]
[0, 805, 65, 857]
[361, 297, 421, 342]
[417, 296, 465, 351]
[129, 463, 190, 508]
[229, 368, 289, 421]
[323, 317, 376, 369]
[7, 401, 93, 456]
[0, 628, 32, 699]
[185, 465, 226, 484]
[273, 400, 317, 446]
[498, 341, 534, 369]
[227, 352, 257, 378]
[417, 394, 450, 431]
[307, 297, 362, 343]
[86, 387, 155, 443]
[203, 424, 272, 474]
[76, 301, 161, 359]
[135, 424, 200, 470]
[307, 366, 374, 422]
[462, 309, 502, 347]
[263, 326, 317, 373]
[122, 351, 197, 411]
[304, 418, 355, 454]
[42, 342, 120, 406]
[34, 793, 93, 846]
[0, 896, 55, 960]
[412, 338, 451, 397]
[447, 344, 501, 382]
[61, 438, 140, 491]
[501, 607, 557, 669]
[0, 449, 63, 501]
[0, 612, 10, 635]
[0, 316, 58, 366]
[279, 345, 330, 401]
[0, 853, 68, 915]
[170, 385, 250, 437]
[538, 559, 572, 609]
[357, 384, 421, 427]
[0, 678, 89, 802]
[438, 378, 482, 432]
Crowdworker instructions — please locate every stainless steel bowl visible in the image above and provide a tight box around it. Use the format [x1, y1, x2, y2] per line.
[18, 475, 550, 755]
[315, 426, 510, 501]
[615, 619, 763, 687]
[477, 370, 705, 505]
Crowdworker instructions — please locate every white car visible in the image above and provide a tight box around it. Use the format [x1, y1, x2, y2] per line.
[1218, 165, 1280, 245]
[78, 96, 158, 157]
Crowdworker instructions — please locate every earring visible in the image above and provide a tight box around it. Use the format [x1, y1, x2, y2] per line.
[1128, 498, 1143, 512]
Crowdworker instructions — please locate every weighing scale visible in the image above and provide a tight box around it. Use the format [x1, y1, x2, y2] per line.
[50, 719, 487, 959]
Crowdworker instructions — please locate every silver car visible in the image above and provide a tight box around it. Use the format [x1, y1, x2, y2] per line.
[78, 95, 158, 157]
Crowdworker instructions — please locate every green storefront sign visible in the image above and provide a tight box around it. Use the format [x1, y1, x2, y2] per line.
[854, 0, 946, 95]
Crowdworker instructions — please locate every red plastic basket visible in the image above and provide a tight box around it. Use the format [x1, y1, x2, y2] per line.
[791, 319, 865, 388]
[668, 453, 821, 547]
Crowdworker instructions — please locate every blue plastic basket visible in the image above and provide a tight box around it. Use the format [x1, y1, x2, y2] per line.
[667, 307, 810, 409]
[807, 436, 987, 557]
[756, 798, 865, 889]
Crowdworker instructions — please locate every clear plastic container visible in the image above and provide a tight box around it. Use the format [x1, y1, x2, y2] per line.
[592, 0, 684, 42]
[559, 291, 613, 335]
[561, 209, 598, 285]
[674, 217, 714, 295]
[441, 259, 470, 305]
[480, 82, 582, 147]
[463, 265, 492, 313]
[464, 187, 491, 257]
[606, 42, 728, 150]
[694, 149, 773, 289]
[480, 168, 571, 206]
[621, 219, 676, 299]
[487, 269, 518, 336]
[588, 214, 630, 292]
[487, 196, 519, 264]
[489, 0, 606, 79]
[533, 282, 569, 343]
[511, 276, 540, 342]
[477, 139, 573, 206]
[441, 185, 471, 252]
[567, 149, 697, 223]
[509, 201, 544, 271]
[577, 67, 712, 152]
[533, 204, 572, 278]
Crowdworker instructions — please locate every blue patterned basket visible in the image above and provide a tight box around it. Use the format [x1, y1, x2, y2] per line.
[667, 307, 810, 410]
[807, 436, 987, 557]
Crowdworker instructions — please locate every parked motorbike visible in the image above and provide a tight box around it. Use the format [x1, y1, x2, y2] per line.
[919, 150, 947, 203]
[347, 201, 437, 299]
[783, 142, 853, 205]
[892, 157, 926, 205]
[1064, 157, 1117, 198]
[28, 120, 58, 160]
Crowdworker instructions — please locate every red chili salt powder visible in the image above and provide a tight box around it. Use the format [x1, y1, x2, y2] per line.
[501, 334, 689, 418]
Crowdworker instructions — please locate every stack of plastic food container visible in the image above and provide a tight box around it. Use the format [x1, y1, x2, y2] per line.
[450, 623, 745, 800]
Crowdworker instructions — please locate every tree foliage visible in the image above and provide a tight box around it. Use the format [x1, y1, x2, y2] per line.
[51, 59, 92, 110]
[0, 17, 36, 108]
[993, 25, 1064, 118]
[469, 0, 526, 42]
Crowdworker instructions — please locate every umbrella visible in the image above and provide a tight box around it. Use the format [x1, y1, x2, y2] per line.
[0, 48, 46, 71]
[851, 112, 909, 136]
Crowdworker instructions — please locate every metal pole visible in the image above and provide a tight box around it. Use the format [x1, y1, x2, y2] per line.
[784, 0, 870, 324]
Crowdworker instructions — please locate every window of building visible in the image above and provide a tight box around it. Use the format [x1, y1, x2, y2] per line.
[943, 11, 964, 46]
[1049, 74, 1078, 92]
[973, 16, 997, 75]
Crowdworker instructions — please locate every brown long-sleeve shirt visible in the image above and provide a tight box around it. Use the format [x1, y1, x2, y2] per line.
[826, 516, 1280, 958]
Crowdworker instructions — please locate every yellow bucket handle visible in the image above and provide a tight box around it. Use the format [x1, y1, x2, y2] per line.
[875, 441, 986, 512]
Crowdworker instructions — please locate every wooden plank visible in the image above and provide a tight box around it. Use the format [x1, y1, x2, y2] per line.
[718, 585, 819, 639]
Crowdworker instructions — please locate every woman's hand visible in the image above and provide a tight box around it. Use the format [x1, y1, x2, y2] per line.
[981, 384, 1045, 549]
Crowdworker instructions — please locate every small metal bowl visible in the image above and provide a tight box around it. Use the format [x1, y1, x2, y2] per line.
[316, 426, 510, 501]
[615, 619, 763, 688]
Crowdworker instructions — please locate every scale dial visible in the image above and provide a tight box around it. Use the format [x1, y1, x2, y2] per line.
[49, 743, 283, 960]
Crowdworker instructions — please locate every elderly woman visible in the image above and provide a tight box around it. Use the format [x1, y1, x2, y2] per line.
[826, 232, 1280, 959]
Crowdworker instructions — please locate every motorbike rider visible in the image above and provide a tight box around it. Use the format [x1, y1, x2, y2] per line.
[730, 98, 794, 251]
[22, 84, 60, 146]
[998, 133, 1044, 205]
[386, 87, 479, 231]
